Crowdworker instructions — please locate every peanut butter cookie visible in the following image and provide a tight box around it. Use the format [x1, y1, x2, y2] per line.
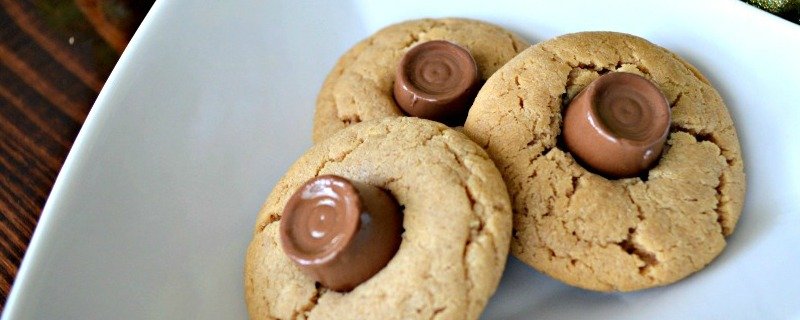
[246, 117, 512, 319]
[464, 31, 746, 291]
[312, 18, 529, 142]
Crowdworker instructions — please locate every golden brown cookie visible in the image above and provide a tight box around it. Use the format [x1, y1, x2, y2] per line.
[463, 32, 746, 291]
[312, 18, 529, 142]
[245, 117, 512, 319]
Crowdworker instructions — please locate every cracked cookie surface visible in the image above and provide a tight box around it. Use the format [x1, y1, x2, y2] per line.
[312, 18, 529, 142]
[463, 32, 745, 291]
[245, 117, 513, 319]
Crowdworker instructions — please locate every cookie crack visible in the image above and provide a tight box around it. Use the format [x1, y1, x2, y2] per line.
[316, 137, 366, 175]
[661, 128, 730, 236]
[617, 234, 659, 277]
[520, 96, 562, 158]
[532, 165, 638, 289]
[577, 256, 616, 289]
[417, 284, 442, 319]
[670, 92, 683, 109]
[256, 214, 281, 233]
[401, 20, 446, 50]
[566, 173, 581, 201]
[625, 185, 647, 228]
[431, 307, 447, 319]
[296, 283, 326, 319]
[671, 125, 735, 166]
[620, 39, 644, 65]
[327, 36, 378, 129]
[621, 185, 660, 277]
[405, 30, 420, 48]
[341, 114, 362, 125]
[427, 133, 496, 318]
[332, 89, 371, 129]
[543, 236, 617, 289]
[506, 32, 521, 53]
[713, 170, 730, 235]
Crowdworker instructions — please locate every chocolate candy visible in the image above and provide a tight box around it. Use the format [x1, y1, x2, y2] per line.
[393, 40, 480, 122]
[279, 175, 402, 291]
[563, 72, 671, 178]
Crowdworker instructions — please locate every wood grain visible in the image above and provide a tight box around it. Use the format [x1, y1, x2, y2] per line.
[0, 0, 150, 313]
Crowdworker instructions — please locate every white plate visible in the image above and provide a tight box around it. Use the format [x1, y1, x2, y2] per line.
[4, 0, 800, 319]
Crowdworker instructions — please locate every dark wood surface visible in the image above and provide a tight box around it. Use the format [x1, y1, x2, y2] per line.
[0, 0, 151, 313]
[0, 0, 796, 316]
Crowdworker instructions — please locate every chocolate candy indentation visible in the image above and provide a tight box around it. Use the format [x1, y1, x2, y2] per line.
[393, 40, 479, 122]
[280, 175, 402, 291]
[563, 72, 671, 178]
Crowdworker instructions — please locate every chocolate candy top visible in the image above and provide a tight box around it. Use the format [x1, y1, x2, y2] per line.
[563, 72, 671, 178]
[280, 175, 402, 291]
[393, 40, 480, 122]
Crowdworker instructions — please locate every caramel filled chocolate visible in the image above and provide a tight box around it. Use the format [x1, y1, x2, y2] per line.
[279, 175, 402, 291]
[393, 40, 479, 122]
[563, 72, 671, 178]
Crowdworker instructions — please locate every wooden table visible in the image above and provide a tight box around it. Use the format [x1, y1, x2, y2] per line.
[0, 0, 151, 312]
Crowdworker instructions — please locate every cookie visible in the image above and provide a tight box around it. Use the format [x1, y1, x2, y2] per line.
[245, 117, 512, 319]
[312, 18, 529, 142]
[463, 31, 746, 291]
